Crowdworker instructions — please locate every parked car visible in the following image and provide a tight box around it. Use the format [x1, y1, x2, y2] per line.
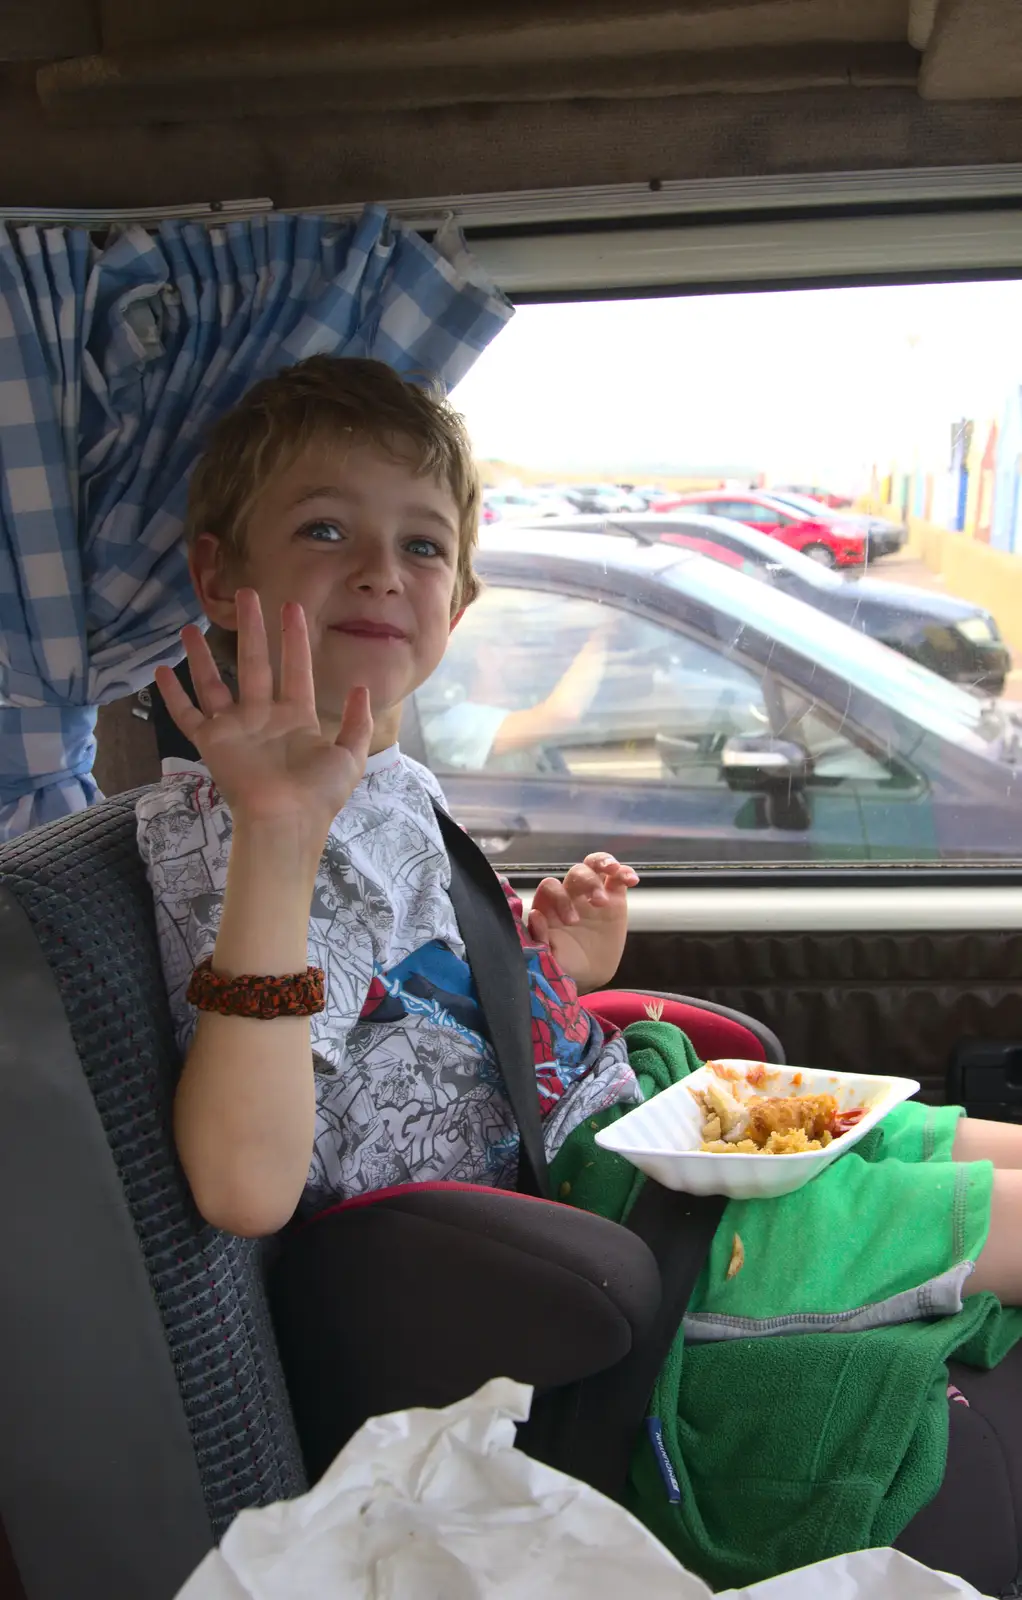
[483, 488, 576, 522]
[629, 485, 672, 505]
[768, 491, 907, 560]
[771, 483, 854, 510]
[540, 513, 1009, 695]
[652, 488, 867, 568]
[561, 484, 639, 514]
[403, 526, 1022, 865]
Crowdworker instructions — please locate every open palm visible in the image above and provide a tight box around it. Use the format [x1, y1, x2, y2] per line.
[154, 590, 372, 836]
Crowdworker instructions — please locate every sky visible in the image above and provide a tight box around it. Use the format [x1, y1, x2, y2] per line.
[450, 279, 1022, 490]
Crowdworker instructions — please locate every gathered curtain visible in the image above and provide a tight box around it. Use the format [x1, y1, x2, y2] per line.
[0, 206, 513, 839]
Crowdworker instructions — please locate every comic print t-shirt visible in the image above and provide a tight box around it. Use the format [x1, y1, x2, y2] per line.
[136, 745, 640, 1214]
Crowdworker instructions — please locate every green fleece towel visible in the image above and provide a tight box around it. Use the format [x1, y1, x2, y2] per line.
[549, 1019, 1022, 1591]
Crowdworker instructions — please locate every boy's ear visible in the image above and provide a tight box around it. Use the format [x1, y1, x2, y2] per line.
[449, 607, 466, 633]
[189, 534, 240, 630]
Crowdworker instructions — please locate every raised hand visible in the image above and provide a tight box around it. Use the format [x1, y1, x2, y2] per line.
[154, 589, 372, 839]
[526, 852, 640, 992]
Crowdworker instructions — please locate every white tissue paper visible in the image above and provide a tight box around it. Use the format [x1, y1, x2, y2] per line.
[175, 1378, 991, 1600]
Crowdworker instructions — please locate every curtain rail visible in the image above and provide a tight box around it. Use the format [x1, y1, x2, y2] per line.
[5, 162, 1022, 233]
[0, 198, 274, 228]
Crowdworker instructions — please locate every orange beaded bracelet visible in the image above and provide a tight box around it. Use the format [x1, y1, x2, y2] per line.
[186, 956, 326, 1019]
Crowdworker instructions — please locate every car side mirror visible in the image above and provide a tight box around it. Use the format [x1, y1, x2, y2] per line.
[720, 734, 812, 793]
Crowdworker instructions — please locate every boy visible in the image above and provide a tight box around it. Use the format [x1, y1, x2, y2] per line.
[138, 356, 642, 1235]
[137, 354, 1022, 1590]
[140, 353, 1022, 1319]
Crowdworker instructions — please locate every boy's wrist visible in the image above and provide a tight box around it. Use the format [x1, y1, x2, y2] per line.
[230, 813, 332, 880]
[215, 826, 325, 980]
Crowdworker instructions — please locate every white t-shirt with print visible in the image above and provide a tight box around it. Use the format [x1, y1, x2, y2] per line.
[136, 745, 640, 1214]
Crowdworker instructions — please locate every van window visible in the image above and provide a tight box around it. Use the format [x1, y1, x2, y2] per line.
[447, 281, 1022, 867]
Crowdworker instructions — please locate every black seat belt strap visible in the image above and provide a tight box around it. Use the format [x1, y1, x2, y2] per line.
[434, 805, 550, 1200]
[435, 803, 724, 1502]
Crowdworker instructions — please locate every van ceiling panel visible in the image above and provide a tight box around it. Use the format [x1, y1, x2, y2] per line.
[4, 79, 1022, 213]
[0, 0, 99, 62]
[909, 0, 940, 49]
[96, 0, 908, 56]
[921, 0, 1022, 100]
[36, 43, 920, 125]
[4, 1, 1022, 208]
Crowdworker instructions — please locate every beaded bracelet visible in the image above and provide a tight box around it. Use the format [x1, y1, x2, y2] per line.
[186, 955, 326, 1019]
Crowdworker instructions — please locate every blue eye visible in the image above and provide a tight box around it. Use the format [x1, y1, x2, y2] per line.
[406, 537, 443, 558]
[302, 520, 343, 543]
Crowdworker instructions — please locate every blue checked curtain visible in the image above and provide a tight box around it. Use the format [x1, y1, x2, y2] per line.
[0, 206, 513, 839]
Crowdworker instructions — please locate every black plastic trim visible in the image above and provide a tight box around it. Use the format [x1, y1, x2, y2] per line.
[509, 265, 1022, 307]
[505, 864, 1022, 889]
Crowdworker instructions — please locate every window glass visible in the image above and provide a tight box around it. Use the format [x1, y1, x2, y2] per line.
[662, 555, 999, 754]
[416, 585, 894, 793]
[723, 500, 792, 526]
[452, 283, 1022, 865]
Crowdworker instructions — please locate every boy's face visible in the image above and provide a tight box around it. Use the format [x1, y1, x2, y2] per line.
[194, 437, 462, 748]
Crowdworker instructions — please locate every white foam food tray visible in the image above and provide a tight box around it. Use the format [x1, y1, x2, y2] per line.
[595, 1059, 920, 1199]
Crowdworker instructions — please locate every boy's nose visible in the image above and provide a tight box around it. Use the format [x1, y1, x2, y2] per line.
[351, 545, 402, 593]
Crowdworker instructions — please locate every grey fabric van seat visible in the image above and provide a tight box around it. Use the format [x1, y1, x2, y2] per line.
[0, 792, 305, 1600]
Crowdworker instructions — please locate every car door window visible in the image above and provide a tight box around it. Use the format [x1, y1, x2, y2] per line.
[715, 499, 760, 521]
[724, 500, 791, 526]
[770, 680, 900, 785]
[413, 586, 895, 791]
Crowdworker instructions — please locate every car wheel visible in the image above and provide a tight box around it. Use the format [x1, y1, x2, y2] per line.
[802, 543, 837, 567]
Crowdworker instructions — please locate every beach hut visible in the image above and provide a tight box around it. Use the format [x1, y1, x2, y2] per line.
[946, 419, 971, 531]
[962, 418, 996, 540]
[992, 386, 1022, 554]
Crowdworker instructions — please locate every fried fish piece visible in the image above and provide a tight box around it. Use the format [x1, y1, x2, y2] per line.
[744, 1093, 839, 1147]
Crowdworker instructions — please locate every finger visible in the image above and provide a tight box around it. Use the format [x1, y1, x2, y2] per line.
[235, 588, 274, 705]
[335, 685, 374, 771]
[180, 624, 234, 718]
[583, 852, 619, 876]
[153, 662, 207, 741]
[527, 906, 551, 945]
[563, 863, 609, 906]
[603, 861, 640, 890]
[279, 601, 316, 714]
[582, 853, 639, 895]
[534, 876, 579, 925]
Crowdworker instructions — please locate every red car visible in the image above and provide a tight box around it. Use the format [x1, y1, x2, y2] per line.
[771, 483, 853, 510]
[651, 488, 867, 568]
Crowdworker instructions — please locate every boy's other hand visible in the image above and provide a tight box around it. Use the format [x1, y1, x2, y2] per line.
[155, 589, 372, 846]
[526, 853, 639, 992]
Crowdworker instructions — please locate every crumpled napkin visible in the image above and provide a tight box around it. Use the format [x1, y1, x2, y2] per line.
[176, 1378, 991, 1599]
